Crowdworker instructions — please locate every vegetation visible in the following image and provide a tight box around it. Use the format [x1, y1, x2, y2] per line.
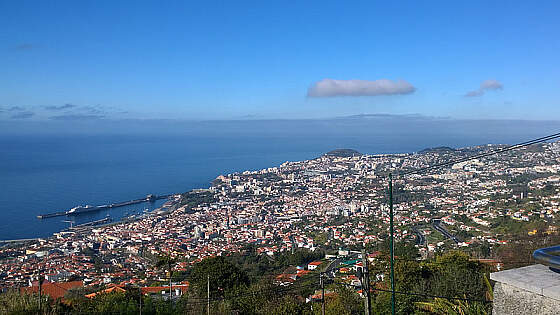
[175, 191, 216, 211]
[495, 233, 560, 269]
[0, 290, 66, 314]
[227, 246, 324, 280]
[371, 251, 492, 315]
[0, 249, 497, 314]
[325, 149, 362, 158]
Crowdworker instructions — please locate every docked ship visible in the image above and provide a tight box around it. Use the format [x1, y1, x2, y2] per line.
[37, 193, 171, 219]
[67, 205, 102, 214]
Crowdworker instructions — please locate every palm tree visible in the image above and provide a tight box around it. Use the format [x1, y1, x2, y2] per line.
[415, 274, 493, 315]
[416, 298, 488, 315]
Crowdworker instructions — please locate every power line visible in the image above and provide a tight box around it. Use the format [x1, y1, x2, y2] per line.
[179, 281, 319, 306]
[383, 257, 538, 264]
[186, 275, 321, 304]
[332, 280, 492, 304]
[398, 132, 560, 177]
[381, 133, 560, 314]
[370, 286, 493, 304]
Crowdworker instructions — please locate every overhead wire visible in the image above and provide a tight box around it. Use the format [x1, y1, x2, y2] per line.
[28, 133, 560, 310]
[331, 279, 492, 304]
[398, 132, 560, 177]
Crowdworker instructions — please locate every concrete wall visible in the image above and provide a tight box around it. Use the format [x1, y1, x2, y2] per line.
[493, 281, 560, 315]
[491, 264, 560, 315]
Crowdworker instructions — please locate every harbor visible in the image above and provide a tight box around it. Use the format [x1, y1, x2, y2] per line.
[36, 194, 171, 219]
[66, 217, 112, 231]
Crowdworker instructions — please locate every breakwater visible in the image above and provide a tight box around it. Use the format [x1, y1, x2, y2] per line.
[37, 194, 171, 219]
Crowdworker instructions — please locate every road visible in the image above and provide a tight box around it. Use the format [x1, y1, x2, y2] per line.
[323, 258, 343, 278]
[432, 219, 461, 244]
[413, 227, 426, 245]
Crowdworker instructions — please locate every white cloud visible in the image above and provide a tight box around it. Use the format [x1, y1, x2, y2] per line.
[465, 79, 503, 97]
[307, 79, 416, 97]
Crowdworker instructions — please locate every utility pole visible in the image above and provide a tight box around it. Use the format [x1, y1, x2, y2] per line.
[168, 259, 172, 310]
[362, 250, 371, 315]
[389, 174, 396, 315]
[320, 272, 325, 315]
[139, 286, 142, 315]
[37, 272, 43, 314]
[207, 274, 210, 315]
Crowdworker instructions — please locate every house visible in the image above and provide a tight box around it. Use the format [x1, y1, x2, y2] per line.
[274, 274, 296, 286]
[296, 269, 311, 277]
[367, 251, 382, 262]
[45, 271, 74, 283]
[85, 285, 126, 298]
[141, 283, 189, 298]
[307, 290, 337, 303]
[307, 261, 322, 270]
[347, 275, 361, 287]
[22, 281, 83, 300]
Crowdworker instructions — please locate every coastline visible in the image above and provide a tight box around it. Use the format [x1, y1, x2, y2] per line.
[1, 140, 543, 241]
[0, 195, 180, 245]
[4, 144, 486, 243]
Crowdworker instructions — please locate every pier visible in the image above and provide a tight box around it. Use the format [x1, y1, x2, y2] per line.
[0, 238, 41, 244]
[36, 211, 67, 219]
[37, 194, 171, 219]
[67, 217, 112, 230]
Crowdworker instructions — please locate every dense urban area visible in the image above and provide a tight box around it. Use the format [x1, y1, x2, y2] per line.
[2, 142, 560, 314]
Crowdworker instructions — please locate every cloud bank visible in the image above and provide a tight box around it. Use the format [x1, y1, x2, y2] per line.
[47, 104, 107, 120]
[0, 103, 121, 120]
[307, 79, 416, 97]
[10, 111, 34, 119]
[465, 79, 503, 97]
[0, 106, 34, 119]
[44, 104, 77, 110]
[49, 114, 105, 120]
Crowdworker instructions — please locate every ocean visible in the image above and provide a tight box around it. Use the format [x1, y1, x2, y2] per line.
[2, 117, 560, 240]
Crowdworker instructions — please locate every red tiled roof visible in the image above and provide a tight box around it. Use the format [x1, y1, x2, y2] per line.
[21, 281, 83, 300]
[141, 284, 189, 294]
[85, 285, 126, 298]
[311, 292, 337, 299]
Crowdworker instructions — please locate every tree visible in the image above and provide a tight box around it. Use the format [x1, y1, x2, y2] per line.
[189, 256, 250, 297]
[416, 298, 488, 315]
[415, 274, 492, 315]
[372, 251, 491, 314]
[263, 295, 312, 315]
[314, 285, 363, 315]
[0, 290, 66, 315]
[377, 239, 419, 260]
[223, 279, 287, 315]
[428, 251, 489, 301]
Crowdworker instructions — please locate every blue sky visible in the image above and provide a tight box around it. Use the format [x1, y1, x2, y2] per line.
[1, 1, 559, 121]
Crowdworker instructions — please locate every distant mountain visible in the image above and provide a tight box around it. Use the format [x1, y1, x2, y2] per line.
[325, 149, 362, 157]
[418, 146, 456, 154]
